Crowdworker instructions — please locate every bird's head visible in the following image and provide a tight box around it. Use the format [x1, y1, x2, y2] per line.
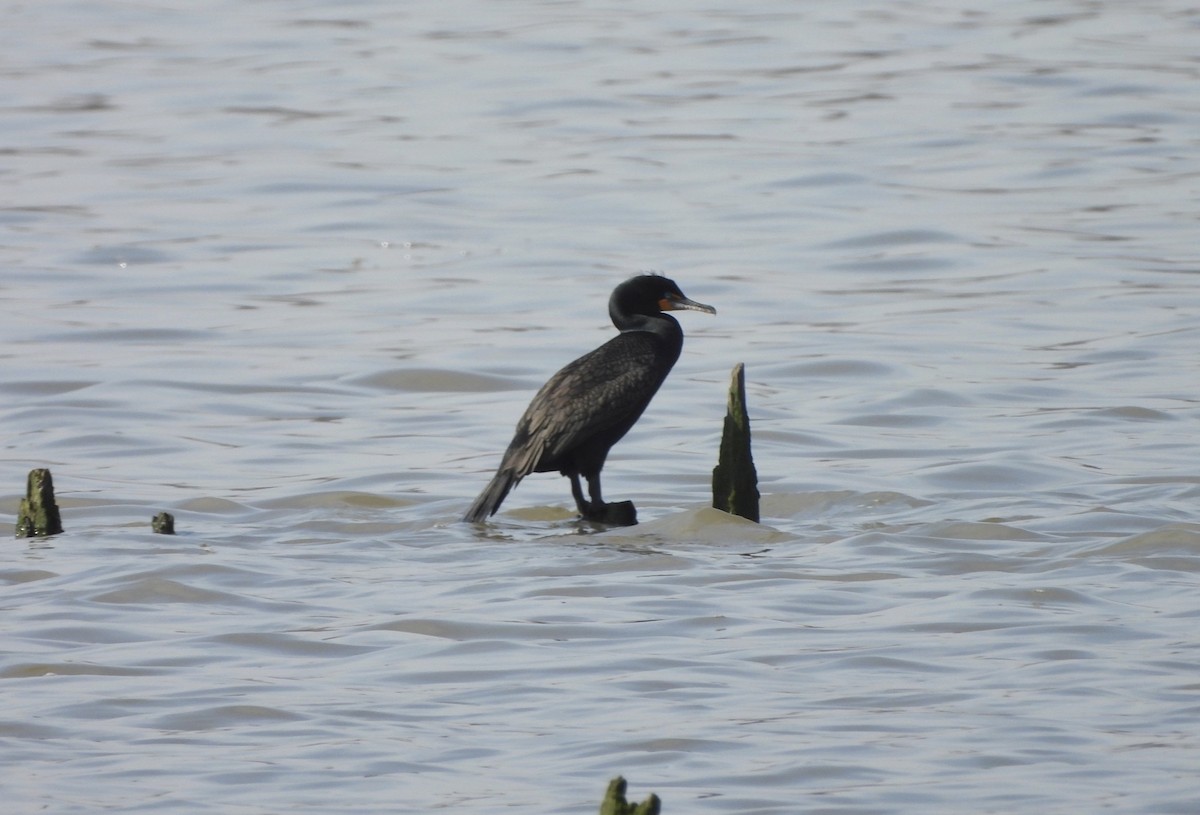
[615, 274, 716, 318]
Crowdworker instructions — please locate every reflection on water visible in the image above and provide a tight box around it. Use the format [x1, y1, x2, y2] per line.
[3, 2, 1199, 813]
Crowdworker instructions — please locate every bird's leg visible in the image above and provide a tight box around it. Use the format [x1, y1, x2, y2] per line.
[569, 473, 592, 517]
[571, 471, 635, 525]
[575, 473, 609, 520]
[568, 472, 608, 520]
[585, 473, 605, 511]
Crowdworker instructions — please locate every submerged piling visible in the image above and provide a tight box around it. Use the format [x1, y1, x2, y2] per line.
[599, 776, 661, 815]
[152, 512, 176, 535]
[594, 500, 637, 527]
[16, 468, 64, 538]
[712, 363, 760, 522]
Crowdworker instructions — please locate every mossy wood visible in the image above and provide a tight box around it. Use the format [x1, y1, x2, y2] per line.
[152, 512, 176, 534]
[599, 776, 661, 815]
[590, 500, 637, 526]
[712, 362, 760, 522]
[16, 468, 64, 538]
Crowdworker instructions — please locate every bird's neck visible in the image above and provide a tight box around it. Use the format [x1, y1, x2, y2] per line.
[614, 311, 681, 338]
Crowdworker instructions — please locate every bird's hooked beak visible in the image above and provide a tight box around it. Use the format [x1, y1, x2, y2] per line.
[660, 291, 717, 315]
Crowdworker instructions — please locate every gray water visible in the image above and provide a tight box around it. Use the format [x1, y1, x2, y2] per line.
[2, 2, 1198, 813]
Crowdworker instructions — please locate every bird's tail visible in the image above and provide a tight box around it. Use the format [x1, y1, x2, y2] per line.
[463, 468, 520, 523]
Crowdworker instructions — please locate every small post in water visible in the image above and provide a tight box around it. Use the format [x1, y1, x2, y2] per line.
[16, 468, 64, 538]
[152, 512, 176, 535]
[712, 362, 760, 522]
[599, 776, 661, 815]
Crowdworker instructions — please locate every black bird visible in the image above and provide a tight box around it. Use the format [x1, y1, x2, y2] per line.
[464, 274, 715, 524]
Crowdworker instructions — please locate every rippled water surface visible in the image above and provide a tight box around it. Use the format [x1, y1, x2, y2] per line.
[3, 2, 1199, 813]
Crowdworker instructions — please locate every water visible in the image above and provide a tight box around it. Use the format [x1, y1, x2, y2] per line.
[2, 2, 1198, 812]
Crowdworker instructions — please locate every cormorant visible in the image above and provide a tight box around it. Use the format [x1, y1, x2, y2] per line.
[464, 274, 715, 524]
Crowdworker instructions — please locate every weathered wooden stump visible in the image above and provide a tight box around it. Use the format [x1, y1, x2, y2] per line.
[152, 512, 176, 535]
[712, 362, 760, 522]
[16, 468, 64, 538]
[599, 776, 661, 815]
[585, 500, 637, 526]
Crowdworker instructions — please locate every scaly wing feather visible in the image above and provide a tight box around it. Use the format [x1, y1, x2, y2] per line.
[503, 332, 667, 475]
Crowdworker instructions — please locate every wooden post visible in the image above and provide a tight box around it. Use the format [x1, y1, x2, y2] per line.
[712, 363, 760, 522]
[590, 500, 637, 526]
[152, 512, 176, 534]
[16, 468, 64, 537]
[599, 776, 661, 815]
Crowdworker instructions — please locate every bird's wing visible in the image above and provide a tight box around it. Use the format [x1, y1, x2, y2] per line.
[503, 333, 666, 473]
